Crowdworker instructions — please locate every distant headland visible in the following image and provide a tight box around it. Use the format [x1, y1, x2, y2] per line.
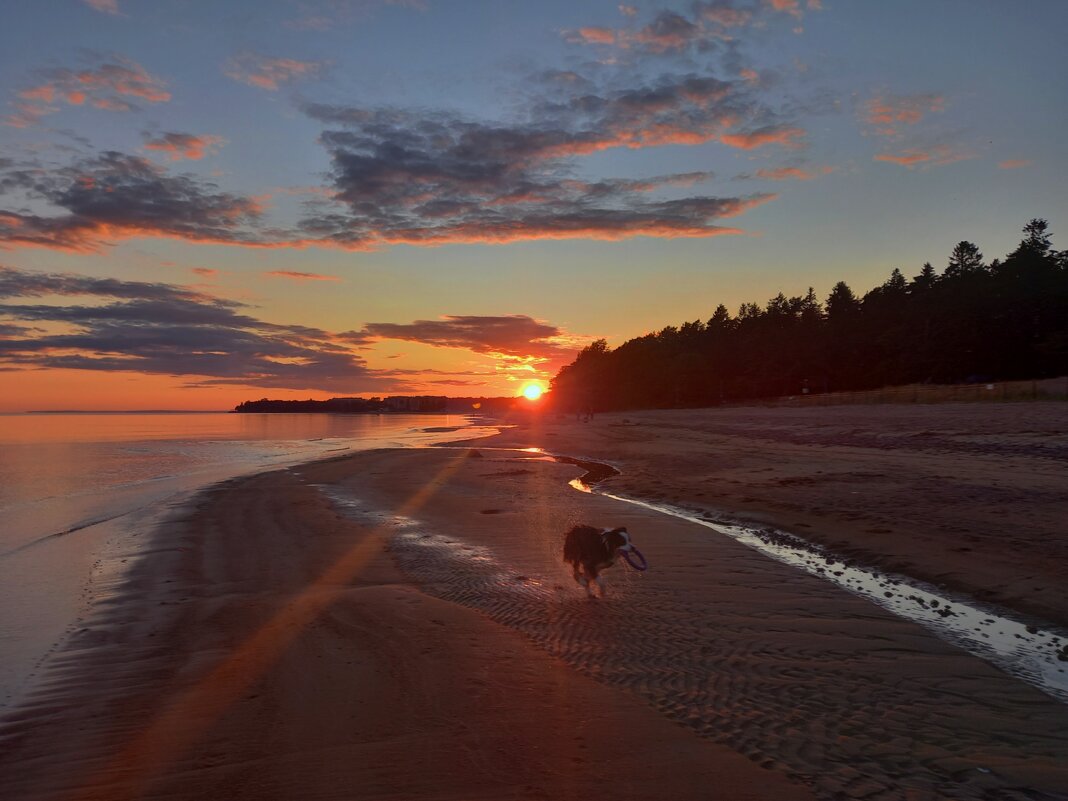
[232, 395, 534, 414]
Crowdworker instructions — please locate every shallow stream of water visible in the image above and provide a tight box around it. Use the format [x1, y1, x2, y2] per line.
[407, 445, 1068, 704]
[537, 448, 1068, 705]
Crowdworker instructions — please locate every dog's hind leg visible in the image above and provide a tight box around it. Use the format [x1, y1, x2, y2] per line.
[584, 568, 602, 598]
[594, 575, 607, 597]
[571, 563, 585, 587]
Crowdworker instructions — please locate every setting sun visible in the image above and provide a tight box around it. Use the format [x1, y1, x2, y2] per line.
[521, 383, 544, 401]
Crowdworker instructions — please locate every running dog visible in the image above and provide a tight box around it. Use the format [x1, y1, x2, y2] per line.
[563, 524, 634, 597]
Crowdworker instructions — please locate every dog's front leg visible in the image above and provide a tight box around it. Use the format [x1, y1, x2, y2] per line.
[594, 575, 607, 597]
[577, 570, 597, 598]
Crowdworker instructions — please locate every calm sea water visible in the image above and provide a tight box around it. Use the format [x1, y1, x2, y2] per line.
[0, 412, 495, 708]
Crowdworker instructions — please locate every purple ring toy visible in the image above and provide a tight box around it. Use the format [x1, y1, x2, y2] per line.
[622, 546, 648, 571]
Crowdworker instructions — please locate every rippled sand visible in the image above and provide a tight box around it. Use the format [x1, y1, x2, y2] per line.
[0, 450, 813, 801]
[2, 413, 1066, 800]
[483, 403, 1068, 627]
[330, 448, 1068, 801]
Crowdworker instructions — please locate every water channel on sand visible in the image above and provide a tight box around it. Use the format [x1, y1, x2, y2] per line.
[535, 446, 1068, 705]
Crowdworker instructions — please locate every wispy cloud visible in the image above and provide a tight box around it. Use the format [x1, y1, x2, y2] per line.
[224, 54, 326, 91]
[874, 144, 974, 169]
[563, 0, 818, 55]
[634, 11, 703, 53]
[754, 165, 833, 180]
[767, 0, 802, 19]
[861, 93, 945, 137]
[360, 314, 589, 379]
[143, 132, 224, 161]
[0, 265, 390, 392]
[265, 270, 341, 281]
[4, 56, 169, 127]
[83, 0, 120, 15]
[362, 315, 571, 361]
[997, 159, 1032, 170]
[720, 125, 806, 150]
[859, 91, 975, 171]
[566, 26, 619, 46]
[0, 152, 261, 252]
[695, 1, 753, 28]
[0, 267, 587, 392]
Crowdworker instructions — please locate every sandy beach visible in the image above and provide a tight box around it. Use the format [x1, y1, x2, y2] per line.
[2, 403, 1067, 801]
[482, 402, 1068, 628]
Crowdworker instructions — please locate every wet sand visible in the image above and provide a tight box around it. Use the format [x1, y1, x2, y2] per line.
[483, 403, 1068, 628]
[2, 403, 1067, 800]
[0, 452, 814, 801]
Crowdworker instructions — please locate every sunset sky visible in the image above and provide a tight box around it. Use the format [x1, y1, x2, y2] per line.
[1, 0, 1065, 411]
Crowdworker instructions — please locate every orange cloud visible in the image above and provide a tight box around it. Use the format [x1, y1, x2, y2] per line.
[265, 270, 341, 281]
[874, 152, 932, 166]
[3, 102, 50, 128]
[767, 0, 821, 17]
[18, 85, 56, 102]
[373, 221, 747, 247]
[361, 316, 587, 384]
[862, 93, 944, 137]
[756, 166, 813, 180]
[4, 57, 169, 127]
[225, 54, 326, 91]
[874, 144, 974, 169]
[573, 27, 617, 45]
[632, 12, 701, 53]
[566, 11, 702, 54]
[191, 267, 219, 277]
[696, 2, 752, 28]
[83, 0, 119, 14]
[74, 63, 169, 102]
[144, 133, 224, 161]
[768, 0, 802, 18]
[997, 159, 1032, 170]
[721, 126, 805, 150]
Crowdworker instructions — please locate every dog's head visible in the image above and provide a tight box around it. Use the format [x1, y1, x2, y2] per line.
[602, 526, 634, 554]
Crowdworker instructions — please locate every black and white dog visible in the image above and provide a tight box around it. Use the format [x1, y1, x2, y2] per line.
[563, 524, 634, 597]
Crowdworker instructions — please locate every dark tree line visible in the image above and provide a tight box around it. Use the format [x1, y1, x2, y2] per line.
[551, 219, 1068, 411]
